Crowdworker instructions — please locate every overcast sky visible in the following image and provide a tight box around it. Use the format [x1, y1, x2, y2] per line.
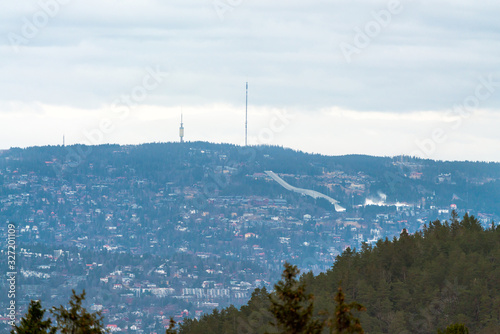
[1, 0, 500, 161]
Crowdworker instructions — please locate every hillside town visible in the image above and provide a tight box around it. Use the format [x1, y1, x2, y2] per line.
[1, 144, 498, 332]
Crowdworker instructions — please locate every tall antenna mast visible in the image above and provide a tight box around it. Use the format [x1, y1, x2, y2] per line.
[245, 82, 248, 146]
[179, 111, 184, 143]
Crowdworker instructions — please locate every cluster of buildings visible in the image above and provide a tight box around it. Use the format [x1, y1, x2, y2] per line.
[0, 146, 496, 332]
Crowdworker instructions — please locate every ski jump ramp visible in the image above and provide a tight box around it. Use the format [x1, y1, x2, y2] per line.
[265, 171, 346, 212]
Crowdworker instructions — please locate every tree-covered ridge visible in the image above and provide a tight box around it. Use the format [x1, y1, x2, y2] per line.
[3, 142, 500, 215]
[179, 213, 500, 334]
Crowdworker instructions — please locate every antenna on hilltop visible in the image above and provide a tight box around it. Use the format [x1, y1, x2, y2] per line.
[245, 82, 248, 146]
[179, 111, 184, 143]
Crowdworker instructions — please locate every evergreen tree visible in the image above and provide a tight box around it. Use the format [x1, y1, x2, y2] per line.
[326, 285, 365, 334]
[180, 214, 499, 334]
[268, 262, 323, 334]
[50, 290, 108, 333]
[11, 300, 55, 334]
[437, 323, 469, 334]
[166, 317, 178, 334]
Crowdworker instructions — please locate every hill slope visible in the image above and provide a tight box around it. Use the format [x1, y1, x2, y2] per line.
[180, 213, 500, 334]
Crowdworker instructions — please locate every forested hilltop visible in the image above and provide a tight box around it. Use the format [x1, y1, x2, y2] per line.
[179, 213, 500, 334]
[2, 142, 500, 215]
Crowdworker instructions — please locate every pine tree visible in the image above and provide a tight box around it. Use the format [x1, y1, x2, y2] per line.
[166, 317, 178, 334]
[268, 262, 323, 334]
[50, 290, 108, 333]
[437, 323, 469, 334]
[11, 300, 55, 334]
[326, 284, 365, 334]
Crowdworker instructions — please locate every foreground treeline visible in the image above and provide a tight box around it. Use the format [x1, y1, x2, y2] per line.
[12, 290, 107, 334]
[13, 213, 498, 333]
[178, 213, 499, 334]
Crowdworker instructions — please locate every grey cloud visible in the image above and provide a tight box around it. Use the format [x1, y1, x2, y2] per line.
[1, 0, 500, 112]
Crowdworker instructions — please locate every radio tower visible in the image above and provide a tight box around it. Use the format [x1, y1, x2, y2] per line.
[245, 82, 248, 146]
[179, 112, 184, 143]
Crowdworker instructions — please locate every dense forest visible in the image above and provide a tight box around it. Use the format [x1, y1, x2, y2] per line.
[178, 213, 500, 334]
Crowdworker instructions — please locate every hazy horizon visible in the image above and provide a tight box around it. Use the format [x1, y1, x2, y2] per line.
[3, 140, 500, 164]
